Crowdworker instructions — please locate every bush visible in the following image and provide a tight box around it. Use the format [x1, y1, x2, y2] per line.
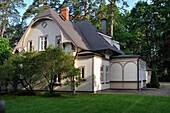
[149, 67, 160, 88]
[14, 90, 36, 96]
[158, 74, 170, 82]
[42, 92, 61, 97]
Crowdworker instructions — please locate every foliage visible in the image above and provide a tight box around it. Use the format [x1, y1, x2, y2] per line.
[4, 22, 27, 48]
[125, 0, 169, 78]
[0, 37, 12, 66]
[42, 92, 61, 97]
[0, 0, 26, 37]
[2, 94, 170, 113]
[149, 67, 160, 88]
[37, 45, 81, 94]
[22, 0, 65, 20]
[0, 51, 39, 93]
[0, 54, 21, 92]
[64, 66, 81, 94]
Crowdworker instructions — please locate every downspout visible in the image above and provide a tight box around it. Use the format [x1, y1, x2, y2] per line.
[137, 58, 140, 90]
[92, 56, 94, 93]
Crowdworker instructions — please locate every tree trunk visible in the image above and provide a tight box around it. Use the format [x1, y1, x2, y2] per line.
[109, 1, 114, 38]
[49, 83, 54, 94]
[110, 11, 114, 38]
[84, 0, 88, 18]
[71, 76, 76, 95]
[1, 8, 8, 37]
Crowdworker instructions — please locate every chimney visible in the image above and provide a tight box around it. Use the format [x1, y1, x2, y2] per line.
[61, 8, 69, 21]
[101, 18, 107, 34]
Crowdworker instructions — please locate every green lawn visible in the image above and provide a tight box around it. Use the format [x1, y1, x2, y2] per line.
[2, 94, 170, 113]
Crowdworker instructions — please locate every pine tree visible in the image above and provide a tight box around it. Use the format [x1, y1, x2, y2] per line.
[0, 0, 26, 37]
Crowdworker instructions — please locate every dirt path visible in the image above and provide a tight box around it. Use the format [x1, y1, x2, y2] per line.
[99, 82, 170, 96]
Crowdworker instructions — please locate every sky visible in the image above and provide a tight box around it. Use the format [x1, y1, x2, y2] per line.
[19, 0, 152, 24]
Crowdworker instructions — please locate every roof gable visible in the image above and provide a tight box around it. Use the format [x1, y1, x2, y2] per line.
[13, 8, 124, 55]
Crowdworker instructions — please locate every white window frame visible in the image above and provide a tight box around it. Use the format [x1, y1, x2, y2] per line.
[80, 66, 85, 79]
[100, 65, 104, 83]
[106, 66, 109, 82]
[54, 75, 61, 84]
[39, 36, 48, 51]
[27, 40, 33, 52]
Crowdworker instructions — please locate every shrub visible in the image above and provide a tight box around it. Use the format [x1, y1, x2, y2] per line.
[42, 92, 61, 97]
[14, 90, 36, 96]
[149, 67, 160, 88]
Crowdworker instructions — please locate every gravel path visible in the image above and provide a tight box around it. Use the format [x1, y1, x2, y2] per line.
[99, 82, 170, 96]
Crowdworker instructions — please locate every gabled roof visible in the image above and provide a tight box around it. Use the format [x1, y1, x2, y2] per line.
[13, 8, 124, 55]
[35, 8, 91, 50]
[76, 20, 124, 55]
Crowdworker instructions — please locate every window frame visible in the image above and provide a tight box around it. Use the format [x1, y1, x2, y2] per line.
[106, 66, 110, 83]
[100, 65, 104, 84]
[27, 40, 33, 52]
[39, 35, 48, 51]
[80, 66, 86, 81]
[55, 35, 61, 47]
[41, 21, 47, 28]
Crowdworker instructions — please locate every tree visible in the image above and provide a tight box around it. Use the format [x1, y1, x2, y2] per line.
[37, 45, 80, 93]
[4, 22, 27, 48]
[152, 0, 170, 77]
[0, 54, 21, 93]
[1, 51, 40, 93]
[107, 0, 129, 37]
[22, 0, 63, 21]
[64, 66, 81, 95]
[149, 66, 160, 88]
[0, 37, 12, 66]
[0, 0, 26, 37]
[18, 51, 40, 93]
[127, 0, 169, 78]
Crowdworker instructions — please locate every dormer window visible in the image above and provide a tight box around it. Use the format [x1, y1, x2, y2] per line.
[42, 21, 47, 28]
[39, 36, 47, 51]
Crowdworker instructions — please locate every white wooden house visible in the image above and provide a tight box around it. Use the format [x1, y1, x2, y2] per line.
[13, 8, 147, 92]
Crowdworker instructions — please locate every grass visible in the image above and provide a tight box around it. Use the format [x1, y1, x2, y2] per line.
[1, 94, 170, 113]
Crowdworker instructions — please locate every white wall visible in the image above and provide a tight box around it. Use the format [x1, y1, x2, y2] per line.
[74, 57, 93, 91]
[124, 62, 137, 81]
[111, 58, 138, 82]
[93, 56, 110, 91]
[111, 63, 122, 81]
[146, 71, 152, 83]
[23, 19, 71, 52]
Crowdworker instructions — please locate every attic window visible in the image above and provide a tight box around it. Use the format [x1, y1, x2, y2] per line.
[42, 21, 47, 28]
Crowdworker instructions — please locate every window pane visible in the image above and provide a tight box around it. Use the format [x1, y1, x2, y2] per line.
[44, 38, 47, 49]
[29, 42, 32, 52]
[58, 75, 61, 82]
[106, 67, 108, 72]
[101, 67, 103, 71]
[41, 39, 43, 50]
[101, 73, 104, 82]
[81, 67, 84, 79]
[57, 36, 61, 45]
[106, 67, 109, 81]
